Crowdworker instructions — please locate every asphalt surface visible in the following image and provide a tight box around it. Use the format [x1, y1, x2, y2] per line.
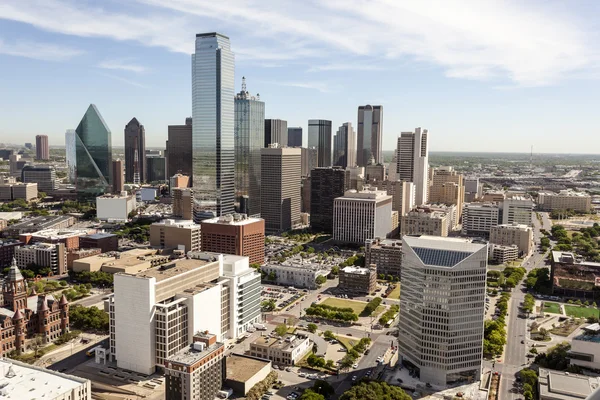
[47, 338, 110, 373]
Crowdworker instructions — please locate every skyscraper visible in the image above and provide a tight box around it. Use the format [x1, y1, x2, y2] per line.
[124, 118, 146, 184]
[287, 127, 303, 147]
[264, 119, 288, 148]
[234, 78, 265, 216]
[65, 130, 76, 183]
[333, 122, 356, 168]
[112, 160, 124, 193]
[35, 135, 49, 160]
[429, 166, 465, 220]
[397, 127, 429, 206]
[75, 104, 112, 199]
[357, 105, 383, 166]
[166, 118, 193, 183]
[399, 235, 486, 386]
[310, 167, 348, 233]
[192, 32, 235, 218]
[308, 120, 332, 168]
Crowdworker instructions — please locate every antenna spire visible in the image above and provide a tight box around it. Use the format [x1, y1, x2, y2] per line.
[242, 76, 247, 92]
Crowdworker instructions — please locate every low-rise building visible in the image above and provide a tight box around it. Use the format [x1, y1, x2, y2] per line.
[261, 264, 329, 289]
[67, 248, 102, 269]
[225, 354, 271, 396]
[72, 248, 168, 274]
[79, 232, 119, 253]
[365, 238, 402, 277]
[150, 219, 201, 253]
[20, 228, 90, 250]
[96, 193, 136, 222]
[2, 215, 76, 237]
[14, 242, 66, 275]
[249, 334, 311, 366]
[551, 251, 600, 299]
[538, 190, 592, 213]
[489, 244, 519, 264]
[568, 327, 600, 371]
[461, 202, 500, 237]
[538, 368, 600, 400]
[401, 208, 450, 237]
[201, 214, 265, 265]
[0, 182, 38, 201]
[338, 265, 377, 294]
[489, 223, 533, 257]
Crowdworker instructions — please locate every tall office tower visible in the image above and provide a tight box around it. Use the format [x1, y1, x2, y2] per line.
[35, 135, 49, 160]
[388, 154, 398, 182]
[288, 127, 303, 147]
[333, 122, 356, 169]
[300, 148, 311, 178]
[260, 146, 301, 234]
[146, 156, 166, 182]
[333, 189, 392, 245]
[399, 236, 486, 386]
[65, 130, 76, 183]
[124, 118, 146, 184]
[166, 118, 193, 183]
[234, 78, 265, 217]
[357, 105, 383, 166]
[310, 167, 348, 233]
[308, 120, 332, 167]
[397, 127, 429, 206]
[264, 119, 288, 148]
[429, 166, 465, 220]
[112, 160, 124, 193]
[192, 32, 235, 217]
[173, 188, 194, 220]
[75, 104, 113, 199]
[501, 197, 534, 226]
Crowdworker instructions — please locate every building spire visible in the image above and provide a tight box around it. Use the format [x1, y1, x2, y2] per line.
[242, 76, 246, 92]
[7, 258, 23, 282]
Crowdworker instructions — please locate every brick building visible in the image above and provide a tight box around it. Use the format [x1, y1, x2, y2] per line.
[201, 214, 265, 265]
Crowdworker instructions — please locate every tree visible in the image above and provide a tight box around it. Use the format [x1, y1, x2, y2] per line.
[331, 266, 339, 275]
[325, 359, 334, 369]
[261, 299, 276, 311]
[519, 369, 538, 387]
[339, 355, 355, 371]
[523, 383, 534, 400]
[339, 381, 411, 400]
[268, 271, 277, 281]
[275, 323, 288, 337]
[323, 330, 335, 340]
[378, 273, 385, 280]
[299, 389, 325, 400]
[69, 305, 109, 332]
[313, 380, 334, 397]
[307, 323, 318, 333]
[529, 347, 538, 355]
[316, 275, 327, 286]
[30, 334, 45, 357]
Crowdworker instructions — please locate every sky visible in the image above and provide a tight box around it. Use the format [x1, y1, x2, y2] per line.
[1, 0, 600, 153]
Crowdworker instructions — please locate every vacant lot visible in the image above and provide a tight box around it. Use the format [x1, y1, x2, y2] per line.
[543, 302, 562, 314]
[388, 285, 400, 300]
[336, 335, 358, 350]
[565, 305, 600, 319]
[321, 298, 370, 315]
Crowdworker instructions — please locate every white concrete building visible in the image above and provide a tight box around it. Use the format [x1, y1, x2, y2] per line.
[501, 197, 533, 226]
[96, 193, 136, 222]
[137, 187, 158, 202]
[396, 127, 429, 206]
[399, 236, 487, 386]
[333, 188, 392, 245]
[261, 264, 329, 289]
[489, 243, 519, 264]
[538, 190, 592, 213]
[489, 223, 533, 256]
[568, 329, 600, 370]
[0, 358, 91, 399]
[249, 334, 312, 366]
[461, 202, 500, 237]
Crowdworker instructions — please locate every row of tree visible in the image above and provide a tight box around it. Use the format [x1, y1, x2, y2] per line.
[69, 305, 109, 333]
[378, 304, 399, 325]
[339, 338, 371, 371]
[305, 304, 359, 322]
[483, 292, 510, 357]
[525, 268, 552, 294]
[361, 297, 382, 316]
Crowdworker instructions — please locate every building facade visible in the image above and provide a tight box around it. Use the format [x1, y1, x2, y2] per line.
[396, 128, 429, 206]
[201, 214, 265, 265]
[65, 129, 77, 183]
[308, 120, 332, 168]
[35, 134, 49, 160]
[333, 122, 356, 169]
[79, 233, 118, 253]
[124, 118, 146, 183]
[461, 203, 500, 237]
[264, 119, 287, 148]
[310, 167, 348, 233]
[0, 182, 37, 201]
[146, 156, 166, 182]
[365, 238, 402, 277]
[150, 219, 201, 253]
[96, 194, 136, 222]
[249, 334, 311, 366]
[338, 266, 377, 294]
[401, 208, 450, 237]
[111, 160, 124, 194]
[173, 188, 194, 220]
[261, 264, 329, 289]
[333, 189, 392, 245]
[166, 118, 193, 182]
[287, 127, 302, 147]
[21, 165, 58, 193]
[357, 105, 383, 166]
[489, 244, 519, 264]
[429, 167, 465, 220]
[538, 190, 591, 213]
[489, 223, 533, 256]
[501, 197, 533, 226]
[15, 242, 66, 275]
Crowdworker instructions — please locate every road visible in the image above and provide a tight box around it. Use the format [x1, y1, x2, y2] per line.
[47, 338, 110, 373]
[73, 291, 110, 308]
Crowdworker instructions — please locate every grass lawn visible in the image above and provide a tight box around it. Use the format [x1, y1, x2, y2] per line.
[388, 285, 400, 300]
[564, 305, 600, 319]
[543, 302, 562, 314]
[336, 336, 358, 350]
[321, 298, 370, 315]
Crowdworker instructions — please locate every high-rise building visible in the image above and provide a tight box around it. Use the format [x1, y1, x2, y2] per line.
[112, 160, 124, 193]
[124, 118, 146, 183]
[260, 146, 301, 234]
[489, 223, 533, 257]
[166, 118, 193, 183]
[462, 203, 500, 237]
[399, 236, 486, 386]
[429, 166, 465, 220]
[365, 238, 402, 277]
[333, 189, 392, 245]
[264, 119, 288, 148]
[75, 104, 113, 199]
[8, 154, 27, 178]
[146, 156, 166, 182]
[333, 122, 356, 169]
[35, 134, 49, 160]
[396, 127, 429, 206]
[192, 33, 235, 217]
[501, 197, 534, 226]
[308, 120, 332, 167]
[464, 177, 482, 202]
[173, 188, 194, 220]
[65, 129, 76, 183]
[201, 214, 265, 265]
[310, 167, 348, 233]
[21, 165, 58, 193]
[357, 105, 383, 166]
[288, 127, 303, 147]
[234, 78, 265, 217]
[149, 219, 201, 253]
[401, 208, 451, 237]
[15, 242, 66, 275]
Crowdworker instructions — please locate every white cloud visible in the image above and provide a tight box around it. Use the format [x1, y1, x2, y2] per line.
[98, 59, 148, 73]
[0, 0, 598, 86]
[99, 72, 148, 88]
[258, 80, 334, 93]
[0, 38, 83, 61]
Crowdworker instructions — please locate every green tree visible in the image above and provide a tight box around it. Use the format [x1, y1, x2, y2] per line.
[299, 389, 325, 400]
[268, 271, 277, 281]
[307, 323, 318, 333]
[316, 275, 327, 285]
[69, 305, 109, 332]
[331, 266, 339, 275]
[313, 380, 334, 397]
[323, 330, 335, 340]
[339, 381, 411, 400]
[275, 323, 288, 337]
[325, 359, 334, 369]
[520, 369, 538, 387]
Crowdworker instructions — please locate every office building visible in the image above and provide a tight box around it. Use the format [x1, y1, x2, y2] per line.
[261, 263, 328, 289]
[300, 147, 312, 178]
[301, 176, 311, 213]
[500, 197, 534, 226]
[376, 180, 415, 216]
[150, 219, 201, 253]
[166, 118, 193, 181]
[338, 266, 377, 295]
[235, 78, 265, 217]
[288, 127, 303, 147]
[264, 119, 287, 148]
[124, 117, 146, 183]
[489, 244, 519, 264]
[365, 238, 402, 277]
[225, 354, 272, 396]
[96, 193, 136, 222]
[164, 333, 225, 400]
[482, 191, 505, 203]
[396, 127, 429, 206]
[333, 122, 356, 168]
[388, 154, 398, 182]
[568, 327, 600, 371]
[429, 167, 465, 219]
[79, 232, 118, 253]
[333, 189, 392, 245]
[0, 240, 22, 269]
[20, 228, 89, 251]
[72, 248, 167, 274]
[2, 215, 75, 237]
[146, 156, 166, 182]
[21, 165, 58, 193]
[201, 214, 265, 265]
[170, 173, 190, 193]
[489, 223, 533, 256]
[8, 154, 27, 178]
[365, 162, 385, 182]
[65, 129, 77, 183]
[310, 167, 348, 233]
[249, 334, 311, 366]
[401, 208, 450, 237]
[538, 368, 600, 400]
[462, 203, 500, 237]
[399, 236, 487, 386]
[111, 159, 124, 193]
[67, 248, 102, 269]
[173, 188, 194, 220]
[0, 149, 13, 160]
[0, 182, 37, 201]
[260, 146, 301, 234]
[15, 242, 66, 275]
[308, 119, 332, 167]
[538, 190, 592, 213]
[35, 134, 49, 160]
[192, 32, 235, 217]
[357, 105, 383, 166]
[464, 178, 482, 202]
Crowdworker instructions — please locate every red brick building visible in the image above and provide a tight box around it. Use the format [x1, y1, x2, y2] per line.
[200, 214, 265, 265]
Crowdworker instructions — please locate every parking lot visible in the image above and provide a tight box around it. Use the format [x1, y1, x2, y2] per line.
[261, 284, 307, 312]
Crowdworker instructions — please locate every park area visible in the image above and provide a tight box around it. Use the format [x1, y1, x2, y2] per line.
[543, 302, 561, 314]
[388, 285, 400, 300]
[565, 305, 600, 319]
[320, 298, 384, 316]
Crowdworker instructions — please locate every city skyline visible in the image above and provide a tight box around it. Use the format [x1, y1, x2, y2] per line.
[1, 1, 600, 153]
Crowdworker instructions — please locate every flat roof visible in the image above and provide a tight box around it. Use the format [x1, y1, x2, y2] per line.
[196, 32, 229, 39]
[341, 266, 371, 275]
[166, 342, 223, 366]
[84, 232, 117, 239]
[539, 368, 600, 399]
[226, 354, 270, 383]
[202, 214, 263, 226]
[251, 334, 307, 352]
[77, 248, 156, 263]
[30, 228, 90, 239]
[130, 258, 215, 282]
[151, 219, 201, 229]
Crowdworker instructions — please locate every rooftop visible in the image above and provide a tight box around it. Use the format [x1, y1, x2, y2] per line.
[166, 342, 223, 367]
[404, 236, 486, 268]
[226, 354, 271, 383]
[7, 215, 73, 230]
[129, 257, 218, 282]
[151, 219, 201, 229]
[29, 228, 90, 240]
[84, 232, 117, 240]
[341, 266, 371, 275]
[338, 188, 391, 201]
[494, 223, 531, 231]
[538, 368, 600, 400]
[202, 213, 263, 226]
[251, 334, 308, 352]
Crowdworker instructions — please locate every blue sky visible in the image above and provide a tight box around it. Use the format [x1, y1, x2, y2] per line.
[1, 0, 600, 153]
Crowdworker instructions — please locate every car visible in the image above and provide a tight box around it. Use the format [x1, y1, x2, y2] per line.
[365, 349, 370, 355]
[285, 367, 292, 372]
[352, 376, 357, 381]
[298, 373, 306, 377]
[521, 340, 525, 344]
[353, 363, 358, 369]
[348, 333, 352, 336]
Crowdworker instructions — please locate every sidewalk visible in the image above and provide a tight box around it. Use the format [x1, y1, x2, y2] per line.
[35, 333, 107, 367]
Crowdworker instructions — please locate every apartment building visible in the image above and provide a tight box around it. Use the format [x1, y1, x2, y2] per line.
[200, 214, 265, 265]
[333, 189, 392, 245]
[365, 238, 402, 277]
[489, 223, 533, 256]
[150, 219, 201, 253]
[501, 197, 533, 226]
[461, 203, 500, 237]
[538, 190, 591, 213]
[14, 242, 66, 275]
[173, 188, 194, 220]
[249, 334, 311, 366]
[338, 266, 377, 294]
[402, 208, 450, 237]
[399, 236, 487, 386]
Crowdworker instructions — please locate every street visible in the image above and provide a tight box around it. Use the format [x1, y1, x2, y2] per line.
[47, 338, 110, 373]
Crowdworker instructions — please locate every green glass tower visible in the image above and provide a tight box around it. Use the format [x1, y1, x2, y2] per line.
[75, 104, 113, 200]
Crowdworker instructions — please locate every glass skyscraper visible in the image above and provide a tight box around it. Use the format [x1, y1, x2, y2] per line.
[234, 78, 265, 217]
[357, 105, 383, 166]
[75, 104, 113, 200]
[333, 122, 356, 168]
[65, 129, 76, 184]
[192, 32, 235, 218]
[308, 119, 332, 168]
